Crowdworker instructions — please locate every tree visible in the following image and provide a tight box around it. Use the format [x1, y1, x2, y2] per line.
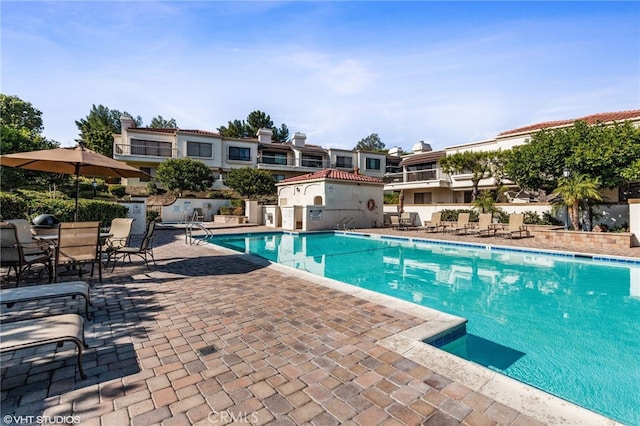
[568, 120, 640, 188]
[439, 151, 500, 201]
[355, 133, 385, 152]
[155, 158, 212, 195]
[224, 167, 276, 199]
[149, 115, 177, 128]
[76, 105, 141, 157]
[218, 110, 289, 142]
[503, 129, 572, 193]
[504, 120, 640, 193]
[621, 159, 640, 182]
[0, 94, 59, 190]
[552, 173, 602, 231]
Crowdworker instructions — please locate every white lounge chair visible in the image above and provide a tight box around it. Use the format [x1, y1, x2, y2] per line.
[1, 281, 91, 320]
[0, 314, 88, 379]
[495, 214, 530, 239]
[424, 212, 445, 233]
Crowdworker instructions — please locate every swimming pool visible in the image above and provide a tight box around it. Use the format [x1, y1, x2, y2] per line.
[206, 231, 640, 424]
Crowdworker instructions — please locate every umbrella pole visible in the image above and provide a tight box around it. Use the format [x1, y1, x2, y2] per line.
[75, 167, 80, 222]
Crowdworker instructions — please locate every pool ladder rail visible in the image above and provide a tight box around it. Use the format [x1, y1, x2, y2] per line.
[337, 217, 355, 231]
[185, 221, 212, 245]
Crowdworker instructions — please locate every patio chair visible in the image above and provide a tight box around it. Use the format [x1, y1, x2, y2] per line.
[495, 214, 530, 239]
[0, 313, 88, 379]
[1, 281, 92, 320]
[400, 212, 417, 229]
[467, 213, 495, 237]
[5, 219, 50, 256]
[423, 212, 445, 233]
[390, 215, 404, 231]
[55, 221, 102, 283]
[192, 208, 204, 222]
[111, 220, 156, 271]
[102, 218, 134, 267]
[444, 213, 470, 234]
[1, 222, 53, 285]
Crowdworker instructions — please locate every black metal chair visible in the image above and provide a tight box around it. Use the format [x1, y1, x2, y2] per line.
[111, 221, 157, 271]
[1, 222, 53, 285]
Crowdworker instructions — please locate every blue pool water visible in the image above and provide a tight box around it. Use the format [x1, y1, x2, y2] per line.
[207, 232, 640, 424]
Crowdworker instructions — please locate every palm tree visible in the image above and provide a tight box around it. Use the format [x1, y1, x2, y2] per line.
[552, 174, 602, 230]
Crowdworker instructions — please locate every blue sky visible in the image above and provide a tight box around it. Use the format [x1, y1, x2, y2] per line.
[2, 1, 639, 151]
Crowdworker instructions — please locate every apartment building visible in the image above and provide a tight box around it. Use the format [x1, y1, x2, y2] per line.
[113, 110, 640, 203]
[113, 115, 390, 187]
[384, 110, 640, 205]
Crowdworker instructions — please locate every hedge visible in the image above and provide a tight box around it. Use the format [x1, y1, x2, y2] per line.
[1, 192, 128, 227]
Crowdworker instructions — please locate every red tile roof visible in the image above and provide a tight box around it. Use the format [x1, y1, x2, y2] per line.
[279, 169, 384, 184]
[499, 110, 640, 136]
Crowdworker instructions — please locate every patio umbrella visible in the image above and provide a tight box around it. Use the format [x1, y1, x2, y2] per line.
[398, 189, 405, 214]
[0, 143, 148, 221]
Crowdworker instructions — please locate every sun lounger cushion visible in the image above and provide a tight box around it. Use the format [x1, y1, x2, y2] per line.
[0, 313, 88, 379]
[0, 281, 91, 320]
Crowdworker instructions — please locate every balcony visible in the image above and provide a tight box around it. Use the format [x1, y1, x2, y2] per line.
[257, 156, 330, 170]
[383, 169, 439, 184]
[114, 143, 177, 160]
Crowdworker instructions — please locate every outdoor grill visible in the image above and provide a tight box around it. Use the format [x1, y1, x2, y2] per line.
[31, 214, 60, 235]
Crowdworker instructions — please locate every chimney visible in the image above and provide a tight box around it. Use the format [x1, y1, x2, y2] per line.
[257, 128, 273, 144]
[120, 114, 136, 132]
[411, 141, 432, 153]
[388, 147, 403, 157]
[292, 132, 307, 148]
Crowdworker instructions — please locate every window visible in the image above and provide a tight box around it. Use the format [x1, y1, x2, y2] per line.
[365, 158, 381, 170]
[140, 167, 152, 182]
[301, 155, 324, 168]
[272, 174, 286, 182]
[335, 156, 353, 169]
[187, 141, 212, 158]
[131, 139, 173, 157]
[414, 192, 432, 204]
[313, 196, 323, 205]
[261, 151, 288, 165]
[228, 146, 251, 161]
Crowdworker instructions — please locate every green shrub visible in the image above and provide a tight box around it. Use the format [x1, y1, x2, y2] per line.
[493, 210, 510, 224]
[0, 192, 29, 220]
[146, 181, 159, 195]
[108, 184, 127, 198]
[520, 211, 562, 225]
[147, 210, 160, 222]
[439, 209, 479, 222]
[219, 206, 233, 215]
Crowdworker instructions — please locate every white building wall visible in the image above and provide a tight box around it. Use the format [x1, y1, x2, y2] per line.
[160, 198, 231, 223]
[176, 134, 222, 168]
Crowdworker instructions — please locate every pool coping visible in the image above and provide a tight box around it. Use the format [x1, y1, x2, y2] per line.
[204, 235, 623, 426]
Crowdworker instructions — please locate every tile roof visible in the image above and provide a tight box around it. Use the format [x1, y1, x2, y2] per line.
[127, 127, 223, 137]
[498, 110, 640, 136]
[279, 169, 384, 184]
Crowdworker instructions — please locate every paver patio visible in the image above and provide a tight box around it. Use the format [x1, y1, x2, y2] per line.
[2, 225, 635, 425]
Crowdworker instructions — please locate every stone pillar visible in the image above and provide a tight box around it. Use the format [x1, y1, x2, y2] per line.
[629, 199, 640, 246]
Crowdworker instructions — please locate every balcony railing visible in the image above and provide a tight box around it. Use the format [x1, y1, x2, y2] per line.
[383, 169, 440, 184]
[258, 155, 295, 166]
[257, 157, 330, 168]
[114, 143, 177, 158]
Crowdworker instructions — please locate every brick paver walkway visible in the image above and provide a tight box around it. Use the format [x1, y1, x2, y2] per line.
[2, 225, 632, 425]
